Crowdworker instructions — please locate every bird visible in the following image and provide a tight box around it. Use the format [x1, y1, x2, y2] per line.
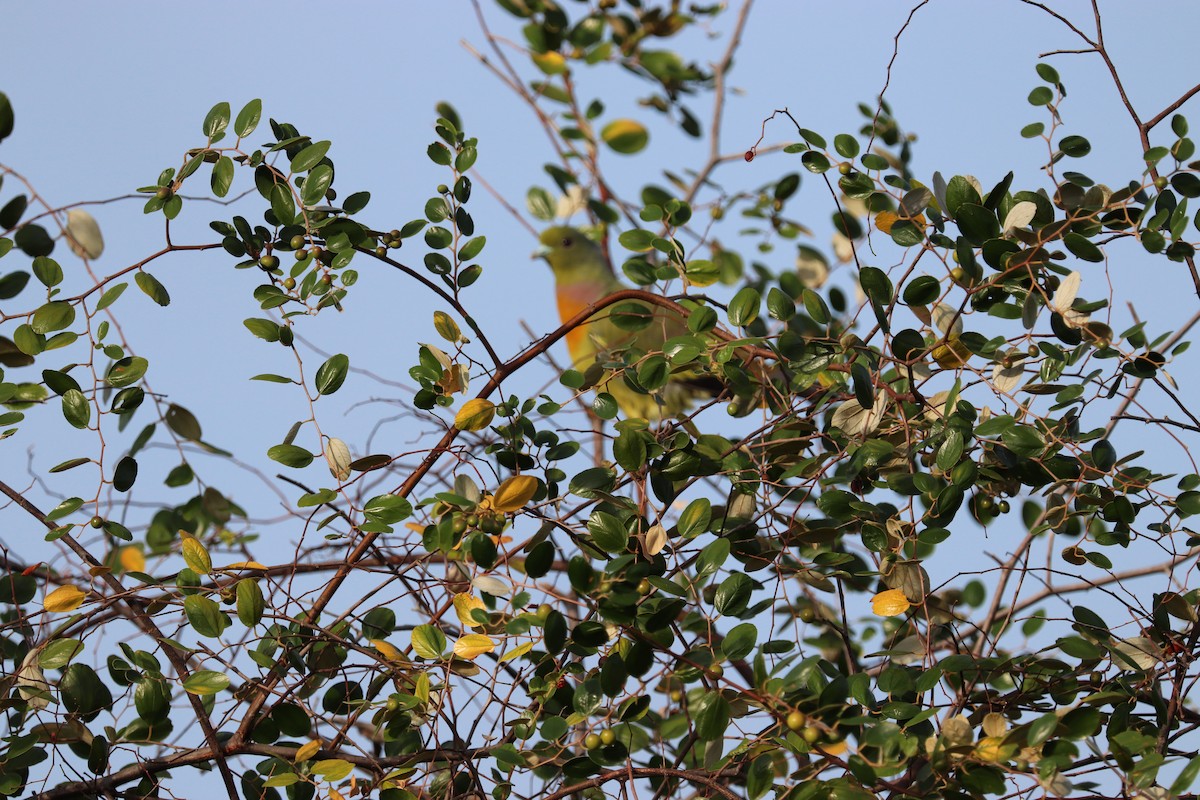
[537, 225, 744, 420]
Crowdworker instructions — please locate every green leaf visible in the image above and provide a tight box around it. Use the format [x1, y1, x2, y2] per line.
[32, 256, 62, 287]
[694, 692, 730, 741]
[95, 282, 127, 311]
[587, 511, 629, 553]
[183, 594, 229, 638]
[202, 101, 231, 140]
[31, 301, 75, 334]
[833, 133, 860, 158]
[165, 404, 202, 441]
[270, 183, 296, 225]
[300, 164, 333, 207]
[39, 638, 83, 669]
[722, 622, 757, 661]
[411, 624, 446, 659]
[233, 99, 262, 138]
[714, 572, 754, 615]
[601, 119, 649, 154]
[290, 140, 331, 173]
[183, 669, 230, 695]
[135, 272, 170, 306]
[268, 444, 314, 468]
[0, 91, 12, 143]
[106, 356, 148, 388]
[236, 579, 264, 627]
[727, 287, 760, 327]
[678, 497, 711, 538]
[315, 353, 349, 395]
[211, 156, 234, 197]
[1064, 232, 1104, 262]
[363, 494, 412, 524]
[61, 389, 90, 429]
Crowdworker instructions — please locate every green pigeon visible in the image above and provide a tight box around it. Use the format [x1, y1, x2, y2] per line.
[537, 225, 729, 420]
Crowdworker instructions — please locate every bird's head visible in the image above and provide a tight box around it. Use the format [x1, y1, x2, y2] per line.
[536, 226, 605, 280]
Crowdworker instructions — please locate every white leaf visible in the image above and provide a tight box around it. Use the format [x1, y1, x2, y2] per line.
[931, 303, 963, 337]
[831, 394, 888, 437]
[1002, 201, 1037, 235]
[1112, 636, 1161, 670]
[831, 231, 855, 264]
[991, 360, 1025, 394]
[555, 186, 586, 220]
[1037, 772, 1074, 797]
[1053, 271, 1081, 314]
[17, 649, 51, 710]
[642, 523, 667, 557]
[471, 575, 510, 597]
[324, 438, 351, 482]
[65, 209, 104, 260]
[796, 249, 830, 288]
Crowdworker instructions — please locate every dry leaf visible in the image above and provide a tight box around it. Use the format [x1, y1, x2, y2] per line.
[65, 209, 104, 259]
[370, 639, 403, 662]
[642, 523, 667, 557]
[492, 475, 537, 512]
[831, 394, 888, 437]
[455, 399, 496, 432]
[1001, 201, 1037, 235]
[17, 649, 51, 709]
[118, 546, 145, 573]
[991, 360, 1025, 394]
[44, 585, 86, 613]
[870, 588, 910, 617]
[325, 437, 352, 481]
[471, 575, 509, 597]
[453, 593, 486, 628]
[453, 633, 496, 660]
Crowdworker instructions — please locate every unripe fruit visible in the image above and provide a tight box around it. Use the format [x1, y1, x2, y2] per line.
[155, 186, 171, 199]
[600, 728, 616, 745]
[801, 726, 821, 744]
[838, 162, 852, 175]
[1154, 176, 1169, 190]
[636, 579, 652, 595]
[707, 664, 724, 679]
[282, 277, 296, 290]
[437, 184, 450, 194]
[786, 710, 807, 731]
[325, 188, 337, 201]
[375, 246, 387, 257]
[669, 689, 683, 703]
[90, 516, 103, 528]
[259, 255, 279, 270]
[584, 733, 602, 750]
[998, 500, 1011, 514]
[798, 607, 816, 623]
[294, 248, 308, 260]
[289, 235, 305, 250]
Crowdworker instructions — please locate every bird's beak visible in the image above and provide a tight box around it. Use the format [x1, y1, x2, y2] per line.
[532, 245, 549, 261]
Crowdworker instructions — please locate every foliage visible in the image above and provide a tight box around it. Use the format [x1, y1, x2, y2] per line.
[1, 3, 1200, 800]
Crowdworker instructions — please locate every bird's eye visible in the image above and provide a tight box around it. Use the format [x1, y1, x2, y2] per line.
[561, 237, 573, 248]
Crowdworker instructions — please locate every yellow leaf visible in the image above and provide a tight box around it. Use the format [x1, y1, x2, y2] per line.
[531, 51, 568, 75]
[455, 398, 496, 432]
[500, 642, 533, 663]
[118, 546, 145, 573]
[222, 561, 268, 572]
[932, 336, 972, 369]
[293, 739, 321, 763]
[874, 211, 899, 234]
[870, 589, 910, 617]
[974, 735, 1015, 763]
[492, 475, 538, 513]
[181, 535, 212, 575]
[452, 634, 496, 660]
[371, 639, 403, 662]
[453, 593, 486, 629]
[433, 310, 462, 342]
[44, 584, 86, 612]
[642, 524, 667, 557]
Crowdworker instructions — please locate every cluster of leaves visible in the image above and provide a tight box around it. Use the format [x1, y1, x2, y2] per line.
[2, 3, 1200, 800]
